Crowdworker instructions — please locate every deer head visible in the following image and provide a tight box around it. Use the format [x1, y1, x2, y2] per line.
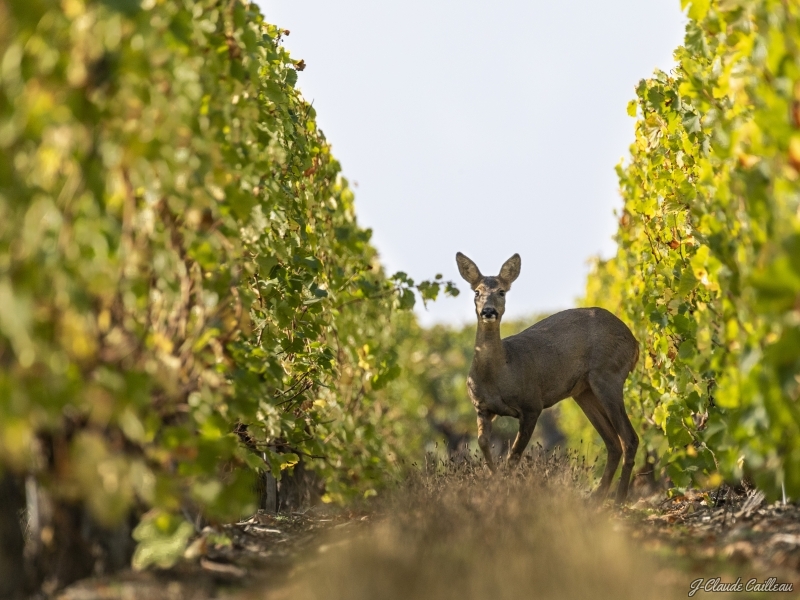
[455, 253, 521, 324]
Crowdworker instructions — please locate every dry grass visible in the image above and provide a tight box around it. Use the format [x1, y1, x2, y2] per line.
[264, 449, 719, 600]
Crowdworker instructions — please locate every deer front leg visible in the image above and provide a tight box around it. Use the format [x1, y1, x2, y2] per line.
[507, 409, 541, 468]
[476, 411, 496, 473]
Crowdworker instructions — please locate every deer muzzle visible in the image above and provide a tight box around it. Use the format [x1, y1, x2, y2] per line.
[480, 307, 499, 321]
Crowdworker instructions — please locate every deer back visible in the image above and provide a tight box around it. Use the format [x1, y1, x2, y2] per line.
[500, 307, 638, 407]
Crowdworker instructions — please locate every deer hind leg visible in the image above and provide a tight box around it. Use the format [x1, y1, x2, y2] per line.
[588, 375, 640, 505]
[507, 408, 541, 468]
[574, 390, 622, 501]
[477, 411, 497, 473]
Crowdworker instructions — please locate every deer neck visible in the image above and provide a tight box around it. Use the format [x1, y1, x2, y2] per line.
[473, 321, 505, 375]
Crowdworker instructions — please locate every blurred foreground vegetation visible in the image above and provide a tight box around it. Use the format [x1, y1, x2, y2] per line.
[54, 454, 798, 600]
[0, 0, 457, 593]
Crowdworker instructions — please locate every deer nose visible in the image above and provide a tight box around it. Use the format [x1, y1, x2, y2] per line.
[481, 307, 498, 319]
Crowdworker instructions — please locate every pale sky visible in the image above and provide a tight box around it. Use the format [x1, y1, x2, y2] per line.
[257, 1, 687, 325]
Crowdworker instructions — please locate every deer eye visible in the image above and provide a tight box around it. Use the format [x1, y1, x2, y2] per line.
[474, 290, 480, 297]
[498, 290, 505, 297]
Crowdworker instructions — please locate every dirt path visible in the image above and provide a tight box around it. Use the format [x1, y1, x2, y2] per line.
[58, 457, 800, 600]
[624, 488, 800, 594]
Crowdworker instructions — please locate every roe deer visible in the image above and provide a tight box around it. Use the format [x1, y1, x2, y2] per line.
[456, 252, 640, 504]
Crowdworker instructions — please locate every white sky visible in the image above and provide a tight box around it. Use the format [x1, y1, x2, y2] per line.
[257, 1, 687, 325]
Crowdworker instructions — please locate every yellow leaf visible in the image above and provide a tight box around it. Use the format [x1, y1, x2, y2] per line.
[686, 0, 710, 21]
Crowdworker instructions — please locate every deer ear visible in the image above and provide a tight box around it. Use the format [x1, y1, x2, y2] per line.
[456, 252, 482, 287]
[498, 254, 521, 285]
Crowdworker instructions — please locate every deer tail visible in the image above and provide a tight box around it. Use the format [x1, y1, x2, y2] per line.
[630, 342, 640, 374]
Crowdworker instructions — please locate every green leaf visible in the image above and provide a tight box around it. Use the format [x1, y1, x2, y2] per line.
[279, 453, 300, 471]
[372, 364, 401, 390]
[666, 415, 693, 448]
[654, 404, 668, 429]
[678, 340, 695, 360]
[398, 288, 415, 310]
[132, 512, 194, 570]
[257, 255, 278, 275]
[682, 112, 702, 134]
[676, 265, 699, 297]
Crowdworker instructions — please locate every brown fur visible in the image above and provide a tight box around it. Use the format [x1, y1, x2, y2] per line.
[456, 252, 640, 504]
